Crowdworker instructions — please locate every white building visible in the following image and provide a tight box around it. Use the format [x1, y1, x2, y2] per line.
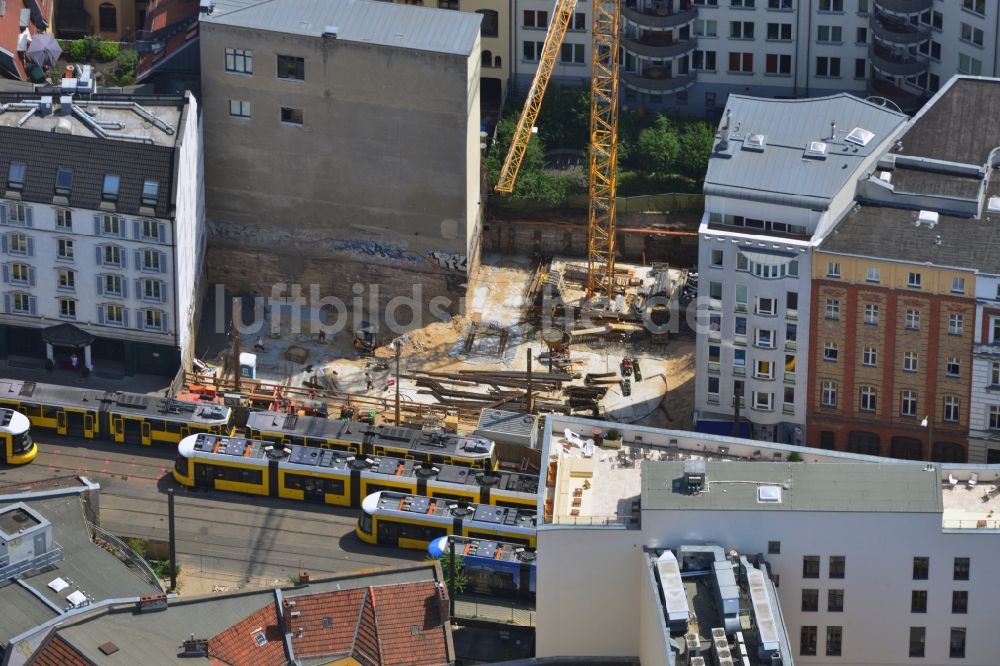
[693, 93, 906, 443]
[512, 0, 1000, 115]
[537, 414, 1000, 665]
[971, 272, 1000, 464]
[0, 93, 204, 377]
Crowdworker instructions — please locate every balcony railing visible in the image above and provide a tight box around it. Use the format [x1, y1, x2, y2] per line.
[870, 43, 928, 77]
[621, 71, 696, 95]
[871, 12, 930, 46]
[873, 0, 932, 14]
[622, 36, 697, 59]
[621, 2, 697, 30]
[867, 77, 930, 113]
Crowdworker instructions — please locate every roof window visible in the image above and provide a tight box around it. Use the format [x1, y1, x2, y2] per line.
[845, 127, 875, 147]
[804, 141, 828, 159]
[142, 179, 159, 207]
[55, 168, 73, 196]
[7, 163, 25, 191]
[102, 174, 120, 202]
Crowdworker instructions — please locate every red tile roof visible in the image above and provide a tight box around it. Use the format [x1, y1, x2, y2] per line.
[29, 633, 92, 666]
[135, 0, 199, 81]
[207, 602, 288, 666]
[289, 581, 451, 666]
[0, 0, 54, 80]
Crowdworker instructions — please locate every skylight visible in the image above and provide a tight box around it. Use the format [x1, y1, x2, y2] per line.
[7, 163, 25, 191]
[142, 179, 159, 207]
[845, 127, 875, 147]
[743, 134, 766, 152]
[804, 141, 828, 159]
[55, 168, 73, 196]
[102, 174, 120, 202]
[757, 486, 782, 504]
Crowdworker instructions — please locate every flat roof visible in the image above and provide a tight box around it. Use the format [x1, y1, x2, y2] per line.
[641, 462, 943, 513]
[704, 94, 907, 208]
[203, 0, 481, 57]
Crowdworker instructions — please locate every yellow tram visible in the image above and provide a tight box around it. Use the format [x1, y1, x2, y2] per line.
[0, 408, 36, 464]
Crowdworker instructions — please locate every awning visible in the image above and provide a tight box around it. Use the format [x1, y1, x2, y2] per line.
[739, 248, 797, 267]
[41, 323, 95, 347]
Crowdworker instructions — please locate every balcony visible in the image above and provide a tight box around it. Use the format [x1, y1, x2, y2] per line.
[867, 77, 930, 113]
[622, 36, 697, 59]
[621, 1, 697, 30]
[621, 70, 696, 95]
[873, 0, 932, 14]
[870, 43, 928, 77]
[872, 12, 930, 46]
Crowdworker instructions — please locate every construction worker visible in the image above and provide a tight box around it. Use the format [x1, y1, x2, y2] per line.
[365, 371, 373, 392]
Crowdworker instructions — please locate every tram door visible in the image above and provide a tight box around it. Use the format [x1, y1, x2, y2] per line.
[61, 409, 88, 438]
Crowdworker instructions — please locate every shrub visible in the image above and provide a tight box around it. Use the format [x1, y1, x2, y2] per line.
[66, 39, 89, 61]
[117, 47, 138, 73]
[97, 40, 119, 62]
[788, 451, 803, 462]
[118, 73, 134, 87]
[83, 35, 102, 58]
[605, 428, 622, 440]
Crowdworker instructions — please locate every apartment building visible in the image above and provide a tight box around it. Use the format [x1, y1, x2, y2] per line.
[200, 0, 482, 325]
[807, 76, 1000, 464]
[0, 93, 203, 377]
[537, 414, 1000, 665]
[693, 92, 907, 443]
[971, 273, 1000, 464]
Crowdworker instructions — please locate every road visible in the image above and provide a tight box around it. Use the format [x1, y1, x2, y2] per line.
[0, 436, 423, 587]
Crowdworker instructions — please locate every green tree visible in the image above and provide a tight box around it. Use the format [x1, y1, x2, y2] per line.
[636, 115, 681, 174]
[487, 115, 577, 205]
[678, 120, 716, 179]
[434, 553, 468, 594]
[537, 84, 591, 151]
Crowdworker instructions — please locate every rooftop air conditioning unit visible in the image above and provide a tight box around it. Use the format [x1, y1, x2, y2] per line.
[917, 210, 939, 228]
[690, 658, 706, 666]
[988, 197, 1000, 214]
[878, 171, 892, 183]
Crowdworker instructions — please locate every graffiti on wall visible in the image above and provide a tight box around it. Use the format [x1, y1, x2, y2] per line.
[429, 251, 468, 273]
[331, 239, 424, 265]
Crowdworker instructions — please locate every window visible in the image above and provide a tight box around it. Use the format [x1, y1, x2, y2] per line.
[523, 41, 545, 61]
[752, 391, 772, 411]
[991, 405, 1000, 430]
[903, 351, 918, 372]
[768, 0, 791, 7]
[826, 262, 840, 277]
[142, 278, 164, 302]
[99, 2, 116, 31]
[800, 626, 817, 656]
[710, 249, 724, 268]
[818, 0, 842, 10]
[229, 100, 251, 118]
[694, 19, 717, 37]
[56, 209, 72, 230]
[57, 269, 74, 290]
[708, 344, 721, 371]
[571, 12, 586, 30]
[949, 314, 964, 336]
[786, 322, 797, 350]
[101, 245, 122, 267]
[102, 214, 121, 237]
[801, 589, 818, 612]
[707, 376, 720, 403]
[731, 285, 747, 313]
[863, 267, 880, 283]
[281, 107, 304, 125]
[756, 297, 776, 316]
[821, 381, 838, 407]
[908, 272, 922, 288]
[728, 52, 753, 73]
[803, 555, 820, 578]
[694, 0, 718, 4]
[143, 309, 164, 331]
[57, 238, 73, 260]
[825, 299, 840, 319]
[768, 541, 780, 554]
[8, 263, 28, 285]
[102, 274, 123, 297]
[963, 0, 985, 15]
[919, 39, 942, 60]
[862, 346, 877, 367]
[765, 53, 791, 74]
[709, 281, 723, 306]
[730, 21, 754, 39]
[913, 557, 929, 580]
[9, 292, 33, 314]
[959, 53, 983, 76]
[477, 9, 499, 36]
[8, 233, 28, 255]
[854, 57, 867, 79]
[823, 342, 838, 361]
[224, 48, 253, 74]
[754, 328, 774, 348]
[954, 557, 970, 581]
[856, 26, 867, 43]
[911, 590, 927, 613]
[952, 591, 968, 614]
[864, 303, 879, 325]
[828, 589, 844, 612]
[6, 162, 25, 191]
[909, 627, 925, 658]
[141, 249, 162, 272]
[560, 43, 585, 64]
[523, 9, 548, 27]
[277, 55, 305, 80]
[860, 386, 876, 412]
[901, 390, 917, 417]
[55, 168, 73, 196]
[735, 317, 747, 344]
[141, 219, 162, 241]
[944, 396, 960, 423]
[754, 360, 773, 380]
[102, 304, 124, 326]
[817, 25, 842, 42]
[767, 22, 791, 40]
[142, 180, 160, 207]
[59, 298, 75, 319]
[733, 348, 746, 373]
[825, 626, 842, 657]
[816, 56, 841, 77]
[906, 308, 920, 330]
[950, 628, 966, 658]
[950, 276, 966, 294]
[693, 50, 717, 70]
[7, 203, 27, 226]
[730, 0, 754, 6]
[102, 174, 120, 202]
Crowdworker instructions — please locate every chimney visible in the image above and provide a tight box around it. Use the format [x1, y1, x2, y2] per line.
[282, 600, 297, 632]
[137, 593, 168, 613]
[181, 636, 209, 657]
[298, 569, 309, 585]
[436, 581, 450, 623]
[831, 121, 837, 140]
[322, 25, 339, 40]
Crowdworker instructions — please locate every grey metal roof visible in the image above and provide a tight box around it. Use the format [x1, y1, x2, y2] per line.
[642, 462, 942, 513]
[704, 94, 907, 209]
[204, 0, 482, 57]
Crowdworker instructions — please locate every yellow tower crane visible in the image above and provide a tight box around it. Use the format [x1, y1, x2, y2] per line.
[494, 0, 621, 300]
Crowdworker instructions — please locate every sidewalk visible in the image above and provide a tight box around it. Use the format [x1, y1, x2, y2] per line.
[0, 358, 172, 395]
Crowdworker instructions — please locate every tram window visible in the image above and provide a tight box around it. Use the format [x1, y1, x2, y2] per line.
[174, 456, 189, 477]
[12, 432, 31, 453]
[378, 522, 398, 541]
[40, 405, 58, 420]
[197, 465, 263, 484]
[285, 474, 345, 495]
[21, 403, 42, 418]
[397, 523, 447, 541]
[359, 512, 372, 534]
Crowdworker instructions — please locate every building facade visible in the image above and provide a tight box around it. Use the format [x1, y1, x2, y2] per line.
[693, 93, 907, 443]
[971, 273, 1000, 463]
[200, 0, 482, 327]
[537, 414, 1000, 665]
[0, 93, 203, 377]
